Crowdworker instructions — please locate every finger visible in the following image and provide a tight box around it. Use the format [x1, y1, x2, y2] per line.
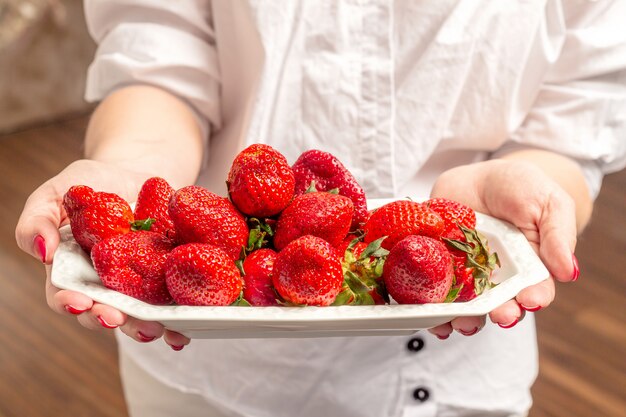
[119, 317, 165, 343]
[515, 278, 556, 312]
[537, 190, 578, 282]
[451, 315, 486, 336]
[71, 302, 124, 330]
[46, 268, 94, 315]
[163, 330, 191, 351]
[489, 299, 524, 328]
[428, 322, 453, 340]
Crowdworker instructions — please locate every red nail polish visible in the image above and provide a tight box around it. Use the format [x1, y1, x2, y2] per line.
[137, 332, 156, 342]
[571, 253, 580, 281]
[435, 334, 450, 340]
[459, 327, 479, 336]
[34, 235, 46, 263]
[97, 315, 118, 329]
[498, 318, 519, 329]
[520, 304, 542, 312]
[65, 305, 87, 315]
[170, 345, 185, 351]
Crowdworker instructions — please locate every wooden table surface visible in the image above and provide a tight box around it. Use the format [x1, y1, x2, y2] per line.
[0, 115, 624, 417]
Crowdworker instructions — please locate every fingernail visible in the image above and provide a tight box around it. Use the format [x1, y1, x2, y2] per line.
[137, 331, 156, 343]
[97, 315, 118, 329]
[520, 304, 542, 312]
[435, 334, 450, 340]
[34, 235, 46, 263]
[170, 345, 185, 351]
[458, 327, 479, 336]
[498, 318, 519, 329]
[571, 253, 580, 281]
[64, 305, 87, 315]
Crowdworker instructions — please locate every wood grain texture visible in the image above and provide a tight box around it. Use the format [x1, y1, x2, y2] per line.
[0, 116, 624, 417]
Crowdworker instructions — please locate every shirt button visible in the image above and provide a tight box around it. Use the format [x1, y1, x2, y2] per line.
[413, 387, 430, 403]
[406, 337, 425, 353]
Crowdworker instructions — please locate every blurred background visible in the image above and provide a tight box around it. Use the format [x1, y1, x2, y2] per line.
[0, 1, 624, 416]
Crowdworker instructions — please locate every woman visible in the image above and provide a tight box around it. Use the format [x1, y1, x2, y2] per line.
[16, 1, 626, 416]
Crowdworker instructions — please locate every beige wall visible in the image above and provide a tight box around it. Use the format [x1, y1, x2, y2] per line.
[0, 0, 96, 133]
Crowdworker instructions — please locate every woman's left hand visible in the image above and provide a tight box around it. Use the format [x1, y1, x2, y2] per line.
[427, 158, 580, 338]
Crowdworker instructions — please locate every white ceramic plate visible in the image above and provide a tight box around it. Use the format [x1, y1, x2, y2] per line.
[51, 199, 548, 339]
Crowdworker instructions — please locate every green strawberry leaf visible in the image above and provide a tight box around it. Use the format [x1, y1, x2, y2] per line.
[360, 236, 389, 260]
[231, 292, 251, 306]
[131, 218, 156, 231]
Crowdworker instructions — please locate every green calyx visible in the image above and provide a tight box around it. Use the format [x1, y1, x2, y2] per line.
[246, 218, 274, 252]
[443, 224, 501, 297]
[332, 237, 389, 306]
[130, 218, 156, 231]
[230, 291, 251, 306]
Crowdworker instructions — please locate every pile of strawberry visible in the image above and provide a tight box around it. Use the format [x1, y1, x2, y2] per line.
[63, 145, 499, 307]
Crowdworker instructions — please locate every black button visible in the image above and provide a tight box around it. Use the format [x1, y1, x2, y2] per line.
[406, 337, 425, 353]
[413, 387, 430, 402]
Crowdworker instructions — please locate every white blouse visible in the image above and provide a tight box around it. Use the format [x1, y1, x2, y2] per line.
[84, 1, 626, 416]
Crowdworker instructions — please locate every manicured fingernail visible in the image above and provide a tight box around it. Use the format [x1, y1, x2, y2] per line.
[498, 318, 519, 329]
[97, 315, 118, 329]
[137, 331, 156, 342]
[435, 334, 450, 340]
[170, 345, 185, 351]
[571, 253, 580, 281]
[458, 327, 479, 336]
[64, 305, 87, 315]
[34, 235, 46, 263]
[520, 304, 542, 312]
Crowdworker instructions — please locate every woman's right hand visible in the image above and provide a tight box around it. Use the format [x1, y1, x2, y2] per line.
[15, 159, 190, 350]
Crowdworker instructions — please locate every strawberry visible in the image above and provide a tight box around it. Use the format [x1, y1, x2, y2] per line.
[227, 144, 295, 218]
[165, 243, 243, 306]
[363, 200, 444, 250]
[134, 177, 177, 241]
[241, 248, 279, 306]
[292, 149, 368, 230]
[63, 185, 134, 253]
[91, 231, 174, 305]
[445, 225, 500, 302]
[272, 235, 344, 306]
[425, 198, 476, 241]
[273, 191, 354, 251]
[168, 185, 248, 260]
[333, 237, 389, 306]
[382, 235, 454, 304]
[336, 236, 368, 261]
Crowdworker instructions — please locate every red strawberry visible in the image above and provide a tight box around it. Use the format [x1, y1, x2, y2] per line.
[336, 236, 368, 261]
[63, 185, 134, 253]
[242, 248, 279, 306]
[363, 200, 444, 250]
[425, 198, 476, 241]
[292, 150, 367, 230]
[91, 231, 174, 304]
[273, 191, 354, 251]
[168, 186, 248, 260]
[272, 235, 344, 306]
[165, 243, 243, 306]
[227, 144, 295, 218]
[383, 235, 454, 304]
[445, 226, 500, 302]
[134, 177, 177, 240]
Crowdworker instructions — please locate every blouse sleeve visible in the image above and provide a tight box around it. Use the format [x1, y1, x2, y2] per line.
[493, 0, 626, 198]
[83, 0, 221, 136]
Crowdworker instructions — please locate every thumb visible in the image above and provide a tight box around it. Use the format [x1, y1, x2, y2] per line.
[15, 184, 65, 264]
[536, 190, 578, 283]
